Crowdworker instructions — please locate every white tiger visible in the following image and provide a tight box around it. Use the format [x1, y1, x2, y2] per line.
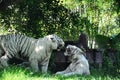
[0, 34, 64, 73]
[56, 45, 90, 76]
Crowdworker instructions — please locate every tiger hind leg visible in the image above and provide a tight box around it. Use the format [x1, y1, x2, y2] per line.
[0, 55, 9, 69]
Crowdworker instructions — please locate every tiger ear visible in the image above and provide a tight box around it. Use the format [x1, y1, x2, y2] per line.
[50, 38, 56, 42]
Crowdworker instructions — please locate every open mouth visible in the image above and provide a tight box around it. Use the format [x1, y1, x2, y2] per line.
[57, 47, 61, 51]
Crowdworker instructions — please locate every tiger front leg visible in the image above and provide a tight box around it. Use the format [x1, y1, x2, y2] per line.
[55, 67, 70, 75]
[29, 59, 39, 73]
[55, 71, 66, 75]
[62, 72, 78, 76]
[41, 60, 49, 74]
[55, 70, 66, 75]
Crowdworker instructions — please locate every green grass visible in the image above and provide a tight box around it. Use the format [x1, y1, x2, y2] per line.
[0, 66, 120, 80]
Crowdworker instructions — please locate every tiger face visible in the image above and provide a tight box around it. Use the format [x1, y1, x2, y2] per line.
[45, 34, 64, 51]
[64, 45, 84, 57]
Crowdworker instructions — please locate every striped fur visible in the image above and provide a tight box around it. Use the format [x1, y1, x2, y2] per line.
[0, 34, 64, 73]
[56, 45, 90, 76]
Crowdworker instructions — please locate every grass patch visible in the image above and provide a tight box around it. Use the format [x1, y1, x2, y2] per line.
[0, 66, 120, 80]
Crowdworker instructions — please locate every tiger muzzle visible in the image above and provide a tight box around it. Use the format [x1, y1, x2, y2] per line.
[67, 48, 71, 53]
[66, 47, 72, 55]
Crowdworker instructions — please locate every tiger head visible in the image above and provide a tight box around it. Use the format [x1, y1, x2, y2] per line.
[45, 34, 64, 51]
[64, 45, 84, 57]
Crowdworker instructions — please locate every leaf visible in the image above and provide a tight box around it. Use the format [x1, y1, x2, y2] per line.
[95, 35, 110, 49]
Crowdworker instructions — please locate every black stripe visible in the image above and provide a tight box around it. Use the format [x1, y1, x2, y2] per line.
[23, 39, 30, 56]
[18, 35, 25, 45]
[14, 34, 18, 43]
[25, 39, 34, 56]
[7, 44, 16, 57]
[20, 38, 28, 53]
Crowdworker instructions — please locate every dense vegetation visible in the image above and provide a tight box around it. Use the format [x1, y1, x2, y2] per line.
[0, 0, 119, 40]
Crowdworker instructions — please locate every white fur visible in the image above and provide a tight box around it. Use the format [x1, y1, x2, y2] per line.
[56, 45, 90, 76]
[0, 34, 64, 73]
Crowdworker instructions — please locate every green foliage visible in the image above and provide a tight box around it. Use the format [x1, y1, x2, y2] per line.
[95, 34, 120, 70]
[0, 0, 82, 40]
[95, 33, 120, 50]
[0, 0, 120, 41]
[62, 0, 120, 42]
[95, 35, 110, 49]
